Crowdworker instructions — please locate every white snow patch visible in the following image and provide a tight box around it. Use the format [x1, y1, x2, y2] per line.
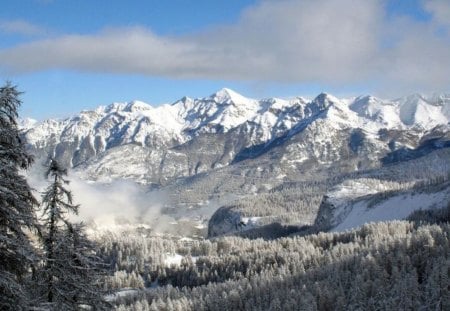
[194, 223, 206, 229]
[164, 253, 184, 267]
[333, 190, 450, 232]
[18, 117, 38, 129]
[276, 174, 286, 180]
[105, 288, 139, 302]
[164, 253, 198, 267]
[241, 217, 262, 226]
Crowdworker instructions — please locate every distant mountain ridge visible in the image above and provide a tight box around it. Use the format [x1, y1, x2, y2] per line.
[21, 89, 450, 237]
[23, 89, 450, 185]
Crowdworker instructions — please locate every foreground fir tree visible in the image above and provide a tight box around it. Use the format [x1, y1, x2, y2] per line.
[0, 82, 39, 310]
[52, 223, 110, 310]
[39, 159, 109, 310]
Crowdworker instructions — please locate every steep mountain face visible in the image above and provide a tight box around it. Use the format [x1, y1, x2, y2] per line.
[23, 89, 450, 186]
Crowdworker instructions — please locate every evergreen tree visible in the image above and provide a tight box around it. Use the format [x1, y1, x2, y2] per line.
[52, 223, 110, 310]
[39, 159, 108, 310]
[0, 82, 39, 310]
[41, 159, 78, 306]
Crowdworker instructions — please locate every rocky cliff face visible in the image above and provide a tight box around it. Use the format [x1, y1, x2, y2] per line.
[207, 206, 244, 238]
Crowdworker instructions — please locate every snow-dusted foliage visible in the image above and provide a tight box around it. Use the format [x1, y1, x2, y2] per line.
[37, 159, 108, 310]
[48, 223, 110, 310]
[0, 84, 112, 310]
[0, 83, 39, 310]
[96, 208, 450, 310]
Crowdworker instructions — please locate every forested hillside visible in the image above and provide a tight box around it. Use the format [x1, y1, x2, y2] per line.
[99, 206, 450, 310]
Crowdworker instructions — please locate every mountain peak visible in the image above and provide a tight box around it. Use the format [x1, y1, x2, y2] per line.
[210, 88, 249, 103]
[18, 117, 38, 130]
[124, 100, 152, 112]
[97, 102, 127, 114]
[311, 93, 342, 111]
[314, 92, 339, 102]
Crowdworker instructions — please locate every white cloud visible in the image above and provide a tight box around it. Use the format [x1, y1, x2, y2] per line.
[0, 0, 449, 95]
[0, 28, 194, 74]
[378, 21, 450, 94]
[424, 0, 450, 28]
[26, 164, 172, 230]
[0, 19, 47, 36]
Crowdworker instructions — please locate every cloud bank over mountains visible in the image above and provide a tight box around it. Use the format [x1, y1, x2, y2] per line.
[0, 0, 449, 95]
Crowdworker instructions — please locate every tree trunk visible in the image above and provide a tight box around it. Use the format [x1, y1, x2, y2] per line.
[46, 173, 58, 303]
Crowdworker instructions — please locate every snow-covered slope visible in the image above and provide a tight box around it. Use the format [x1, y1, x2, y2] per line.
[18, 117, 38, 130]
[315, 178, 450, 232]
[23, 89, 450, 185]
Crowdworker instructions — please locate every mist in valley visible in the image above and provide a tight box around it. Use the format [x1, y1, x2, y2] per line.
[25, 161, 224, 237]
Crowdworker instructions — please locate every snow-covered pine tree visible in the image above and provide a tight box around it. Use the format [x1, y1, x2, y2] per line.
[39, 159, 109, 310]
[0, 82, 39, 310]
[40, 159, 78, 307]
[52, 223, 110, 310]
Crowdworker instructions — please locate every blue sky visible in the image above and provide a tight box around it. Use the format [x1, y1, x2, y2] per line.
[0, 0, 449, 120]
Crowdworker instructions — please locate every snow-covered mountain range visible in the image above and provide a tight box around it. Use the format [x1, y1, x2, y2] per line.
[23, 89, 450, 184]
[22, 89, 450, 235]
